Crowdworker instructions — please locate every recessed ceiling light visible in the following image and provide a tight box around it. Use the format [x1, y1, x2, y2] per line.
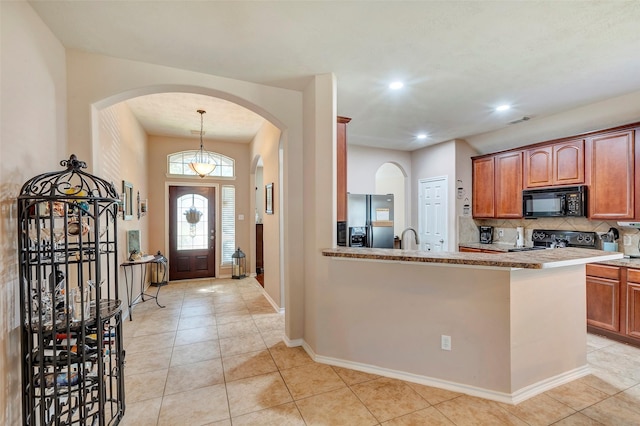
[417, 133, 427, 140]
[389, 81, 404, 90]
[496, 104, 511, 112]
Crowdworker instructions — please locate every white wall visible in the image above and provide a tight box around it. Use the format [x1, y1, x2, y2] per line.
[0, 2, 67, 423]
[411, 141, 458, 251]
[467, 89, 640, 155]
[347, 145, 411, 194]
[302, 74, 336, 350]
[249, 122, 281, 305]
[98, 103, 149, 301]
[455, 140, 479, 246]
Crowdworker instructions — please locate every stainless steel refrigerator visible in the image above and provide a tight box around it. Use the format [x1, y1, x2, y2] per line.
[347, 193, 394, 248]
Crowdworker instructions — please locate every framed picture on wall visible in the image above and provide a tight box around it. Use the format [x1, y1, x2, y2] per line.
[265, 183, 274, 215]
[122, 181, 134, 221]
[127, 230, 140, 255]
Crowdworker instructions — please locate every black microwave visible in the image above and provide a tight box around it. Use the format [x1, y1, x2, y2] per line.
[522, 186, 587, 218]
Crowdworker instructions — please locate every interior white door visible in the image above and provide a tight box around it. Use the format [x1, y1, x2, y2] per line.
[419, 176, 448, 251]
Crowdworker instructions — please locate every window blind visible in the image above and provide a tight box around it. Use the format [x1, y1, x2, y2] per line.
[221, 186, 235, 265]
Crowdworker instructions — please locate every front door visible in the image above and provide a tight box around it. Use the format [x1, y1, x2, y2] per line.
[169, 186, 216, 280]
[419, 176, 448, 251]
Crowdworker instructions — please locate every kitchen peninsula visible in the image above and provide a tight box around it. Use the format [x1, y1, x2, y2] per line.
[320, 247, 622, 404]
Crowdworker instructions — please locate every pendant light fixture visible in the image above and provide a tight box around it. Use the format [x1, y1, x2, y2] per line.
[189, 109, 217, 178]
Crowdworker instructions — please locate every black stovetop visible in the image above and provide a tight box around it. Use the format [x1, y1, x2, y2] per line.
[531, 229, 597, 249]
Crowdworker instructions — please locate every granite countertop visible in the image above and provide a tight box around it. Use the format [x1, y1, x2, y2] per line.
[322, 247, 623, 269]
[597, 257, 640, 268]
[458, 242, 640, 269]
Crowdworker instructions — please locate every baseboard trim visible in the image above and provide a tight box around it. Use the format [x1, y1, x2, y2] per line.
[298, 341, 590, 404]
[284, 336, 304, 348]
[258, 286, 284, 313]
[508, 365, 590, 404]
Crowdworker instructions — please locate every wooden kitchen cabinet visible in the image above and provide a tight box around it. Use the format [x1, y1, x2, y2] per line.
[586, 264, 621, 332]
[472, 156, 495, 218]
[472, 122, 640, 221]
[256, 223, 264, 274]
[472, 151, 522, 218]
[336, 116, 351, 222]
[494, 151, 523, 218]
[587, 129, 635, 219]
[625, 268, 640, 339]
[586, 264, 640, 347]
[524, 139, 584, 188]
[524, 146, 552, 188]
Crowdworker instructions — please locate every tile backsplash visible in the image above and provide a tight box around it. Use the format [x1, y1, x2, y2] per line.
[458, 215, 640, 255]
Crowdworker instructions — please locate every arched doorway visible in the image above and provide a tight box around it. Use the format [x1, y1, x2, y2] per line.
[91, 87, 285, 310]
[375, 162, 407, 244]
[70, 61, 315, 344]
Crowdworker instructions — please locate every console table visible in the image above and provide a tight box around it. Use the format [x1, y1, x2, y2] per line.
[121, 253, 167, 320]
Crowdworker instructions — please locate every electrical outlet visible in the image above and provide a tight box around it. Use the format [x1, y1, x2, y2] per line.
[624, 235, 632, 246]
[441, 335, 452, 351]
[498, 229, 504, 238]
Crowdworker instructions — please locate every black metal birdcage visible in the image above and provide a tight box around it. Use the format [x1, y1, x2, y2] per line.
[17, 155, 125, 425]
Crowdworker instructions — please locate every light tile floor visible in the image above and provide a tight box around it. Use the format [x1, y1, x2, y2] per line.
[120, 277, 640, 425]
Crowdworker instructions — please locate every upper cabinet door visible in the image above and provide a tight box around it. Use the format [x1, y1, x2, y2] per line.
[554, 139, 584, 185]
[588, 130, 635, 220]
[495, 151, 523, 218]
[524, 146, 553, 188]
[524, 139, 584, 188]
[472, 157, 495, 218]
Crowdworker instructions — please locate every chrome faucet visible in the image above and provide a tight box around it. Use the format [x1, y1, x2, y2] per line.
[400, 227, 420, 249]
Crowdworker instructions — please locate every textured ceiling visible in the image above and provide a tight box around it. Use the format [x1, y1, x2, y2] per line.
[29, 1, 640, 152]
[125, 93, 266, 143]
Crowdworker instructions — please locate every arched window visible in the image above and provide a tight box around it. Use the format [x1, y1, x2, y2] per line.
[168, 150, 235, 178]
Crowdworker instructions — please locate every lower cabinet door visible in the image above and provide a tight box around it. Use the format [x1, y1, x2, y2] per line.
[586, 276, 620, 332]
[627, 281, 640, 339]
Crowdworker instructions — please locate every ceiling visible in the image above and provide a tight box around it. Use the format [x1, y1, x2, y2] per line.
[125, 93, 266, 144]
[29, 1, 640, 153]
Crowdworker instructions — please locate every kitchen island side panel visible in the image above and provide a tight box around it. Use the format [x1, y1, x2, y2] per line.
[322, 258, 513, 393]
[509, 265, 588, 392]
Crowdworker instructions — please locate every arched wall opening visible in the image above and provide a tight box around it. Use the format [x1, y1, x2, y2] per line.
[65, 51, 314, 344]
[375, 162, 408, 240]
[90, 85, 285, 313]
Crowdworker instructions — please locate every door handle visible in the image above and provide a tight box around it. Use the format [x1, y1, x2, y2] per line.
[439, 239, 444, 243]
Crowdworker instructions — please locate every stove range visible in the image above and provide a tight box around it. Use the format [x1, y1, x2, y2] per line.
[531, 229, 598, 249]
